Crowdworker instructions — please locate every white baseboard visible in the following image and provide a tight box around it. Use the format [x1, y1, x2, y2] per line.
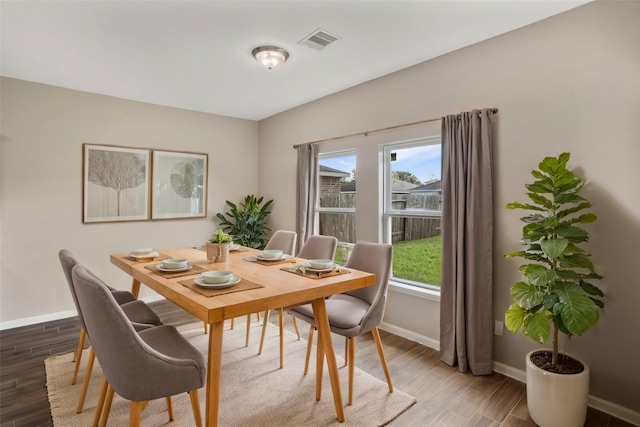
[379, 321, 440, 351]
[0, 295, 166, 331]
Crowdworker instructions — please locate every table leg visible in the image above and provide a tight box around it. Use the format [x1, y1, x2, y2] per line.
[312, 298, 345, 423]
[205, 321, 224, 427]
[130, 279, 141, 298]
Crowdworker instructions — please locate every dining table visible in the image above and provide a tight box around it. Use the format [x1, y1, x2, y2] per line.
[110, 246, 376, 427]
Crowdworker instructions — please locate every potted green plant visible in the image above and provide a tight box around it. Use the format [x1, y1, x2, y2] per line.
[216, 195, 273, 249]
[206, 229, 233, 262]
[504, 152, 604, 427]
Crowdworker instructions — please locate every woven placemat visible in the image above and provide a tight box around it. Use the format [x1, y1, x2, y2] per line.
[126, 253, 169, 263]
[280, 266, 352, 280]
[145, 263, 207, 278]
[178, 277, 264, 297]
[244, 257, 299, 266]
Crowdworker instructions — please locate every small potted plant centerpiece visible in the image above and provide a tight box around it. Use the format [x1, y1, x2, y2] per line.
[505, 152, 604, 427]
[206, 229, 233, 263]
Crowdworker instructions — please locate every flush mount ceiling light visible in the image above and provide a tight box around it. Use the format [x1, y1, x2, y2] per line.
[252, 46, 289, 69]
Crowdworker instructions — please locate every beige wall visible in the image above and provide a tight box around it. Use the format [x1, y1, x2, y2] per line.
[258, 1, 640, 417]
[1, 0, 638, 420]
[0, 77, 259, 323]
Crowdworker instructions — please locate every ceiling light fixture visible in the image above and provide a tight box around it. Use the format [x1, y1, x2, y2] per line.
[252, 46, 289, 69]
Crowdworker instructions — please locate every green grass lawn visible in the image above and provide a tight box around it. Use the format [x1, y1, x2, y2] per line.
[392, 235, 442, 286]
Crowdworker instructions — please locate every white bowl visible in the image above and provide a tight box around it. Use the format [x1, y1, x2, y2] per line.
[162, 258, 188, 269]
[309, 259, 334, 269]
[261, 249, 283, 259]
[201, 270, 233, 284]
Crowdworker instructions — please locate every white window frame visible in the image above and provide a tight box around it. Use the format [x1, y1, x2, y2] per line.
[382, 136, 442, 292]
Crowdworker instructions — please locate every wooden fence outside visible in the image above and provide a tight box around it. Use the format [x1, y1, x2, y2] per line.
[319, 192, 441, 243]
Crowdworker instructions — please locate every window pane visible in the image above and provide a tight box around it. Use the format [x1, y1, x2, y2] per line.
[385, 139, 442, 290]
[391, 217, 442, 287]
[318, 212, 355, 265]
[319, 154, 355, 207]
[390, 144, 441, 212]
[319, 153, 356, 265]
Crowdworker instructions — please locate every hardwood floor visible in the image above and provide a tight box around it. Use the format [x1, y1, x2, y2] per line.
[0, 300, 634, 427]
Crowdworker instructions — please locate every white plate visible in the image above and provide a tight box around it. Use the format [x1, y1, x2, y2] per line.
[256, 254, 290, 261]
[229, 243, 241, 251]
[303, 262, 336, 273]
[156, 263, 192, 273]
[195, 274, 240, 289]
[130, 251, 159, 259]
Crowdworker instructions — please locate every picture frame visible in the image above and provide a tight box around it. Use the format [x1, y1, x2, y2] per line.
[151, 150, 208, 219]
[83, 144, 151, 223]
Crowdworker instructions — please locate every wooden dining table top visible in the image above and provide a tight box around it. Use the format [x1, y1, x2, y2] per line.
[111, 246, 376, 323]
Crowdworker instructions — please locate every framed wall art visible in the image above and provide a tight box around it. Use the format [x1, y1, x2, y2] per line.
[83, 144, 150, 223]
[151, 150, 208, 219]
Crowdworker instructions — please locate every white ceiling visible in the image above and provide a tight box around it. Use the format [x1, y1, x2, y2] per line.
[1, 1, 589, 121]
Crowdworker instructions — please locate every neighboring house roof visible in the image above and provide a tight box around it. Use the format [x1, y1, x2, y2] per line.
[409, 179, 441, 192]
[390, 179, 418, 192]
[319, 165, 350, 178]
[340, 179, 419, 193]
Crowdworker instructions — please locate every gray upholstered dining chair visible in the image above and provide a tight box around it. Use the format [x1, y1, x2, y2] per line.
[58, 249, 163, 414]
[286, 241, 394, 405]
[242, 230, 297, 347]
[258, 235, 338, 368]
[71, 264, 206, 427]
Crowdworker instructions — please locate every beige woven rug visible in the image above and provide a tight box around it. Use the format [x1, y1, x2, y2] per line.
[45, 318, 416, 426]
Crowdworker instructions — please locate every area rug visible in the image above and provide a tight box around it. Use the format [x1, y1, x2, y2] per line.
[45, 319, 416, 426]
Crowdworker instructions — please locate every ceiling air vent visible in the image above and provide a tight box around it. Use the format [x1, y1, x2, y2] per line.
[299, 29, 338, 50]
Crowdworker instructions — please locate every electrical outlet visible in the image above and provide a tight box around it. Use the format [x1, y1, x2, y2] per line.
[494, 320, 504, 336]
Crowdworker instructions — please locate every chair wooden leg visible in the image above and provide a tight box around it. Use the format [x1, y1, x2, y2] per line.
[348, 337, 355, 405]
[279, 308, 284, 369]
[230, 317, 235, 329]
[77, 348, 95, 413]
[92, 378, 109, 427]
[372, 327, 393, 393]
[292, 316, 301, 339]
[189, 389, 203, 427]
[258, 310, 271, 355]
[304, 325, 315, 375]
[256, 311, 261, 322]
[245, 314, 252, 347]
[203, 321, 208, 334]
[99, 384, 115, 427]
[72, 328, 86, 384]
[344, 336, 349, 367]
[165, 396, 174, 421]
[129, 401, 143, 427]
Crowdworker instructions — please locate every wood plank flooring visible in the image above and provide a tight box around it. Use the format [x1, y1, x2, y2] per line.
[0, 300, 634, 427]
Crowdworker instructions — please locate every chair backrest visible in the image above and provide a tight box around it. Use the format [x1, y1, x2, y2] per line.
[343, 241, 393, 332]
[71, 265, 205, 401]
[297, 235, 338, 260]
[59, 249, 94, 331]
[264, 230, 297, 255]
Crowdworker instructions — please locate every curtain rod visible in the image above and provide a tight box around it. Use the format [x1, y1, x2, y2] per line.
[292, 108, 498, 148]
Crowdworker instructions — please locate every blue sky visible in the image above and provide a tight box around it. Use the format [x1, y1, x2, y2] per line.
[320, 145, 441, 184]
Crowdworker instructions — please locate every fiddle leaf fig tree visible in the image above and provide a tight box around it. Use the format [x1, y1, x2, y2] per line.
[505, 152, 604, 367]
[215, 195, 273, 249]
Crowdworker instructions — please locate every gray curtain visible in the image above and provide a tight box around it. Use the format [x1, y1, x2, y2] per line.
[296, 143, 319, 252]
[439, 108, 495, 375]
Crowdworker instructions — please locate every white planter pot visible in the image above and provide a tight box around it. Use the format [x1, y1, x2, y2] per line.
[526, 350, 590, 427]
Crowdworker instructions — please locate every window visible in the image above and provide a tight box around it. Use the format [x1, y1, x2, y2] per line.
[383, 138, 442, 290]
[317, 151, 356, 265]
